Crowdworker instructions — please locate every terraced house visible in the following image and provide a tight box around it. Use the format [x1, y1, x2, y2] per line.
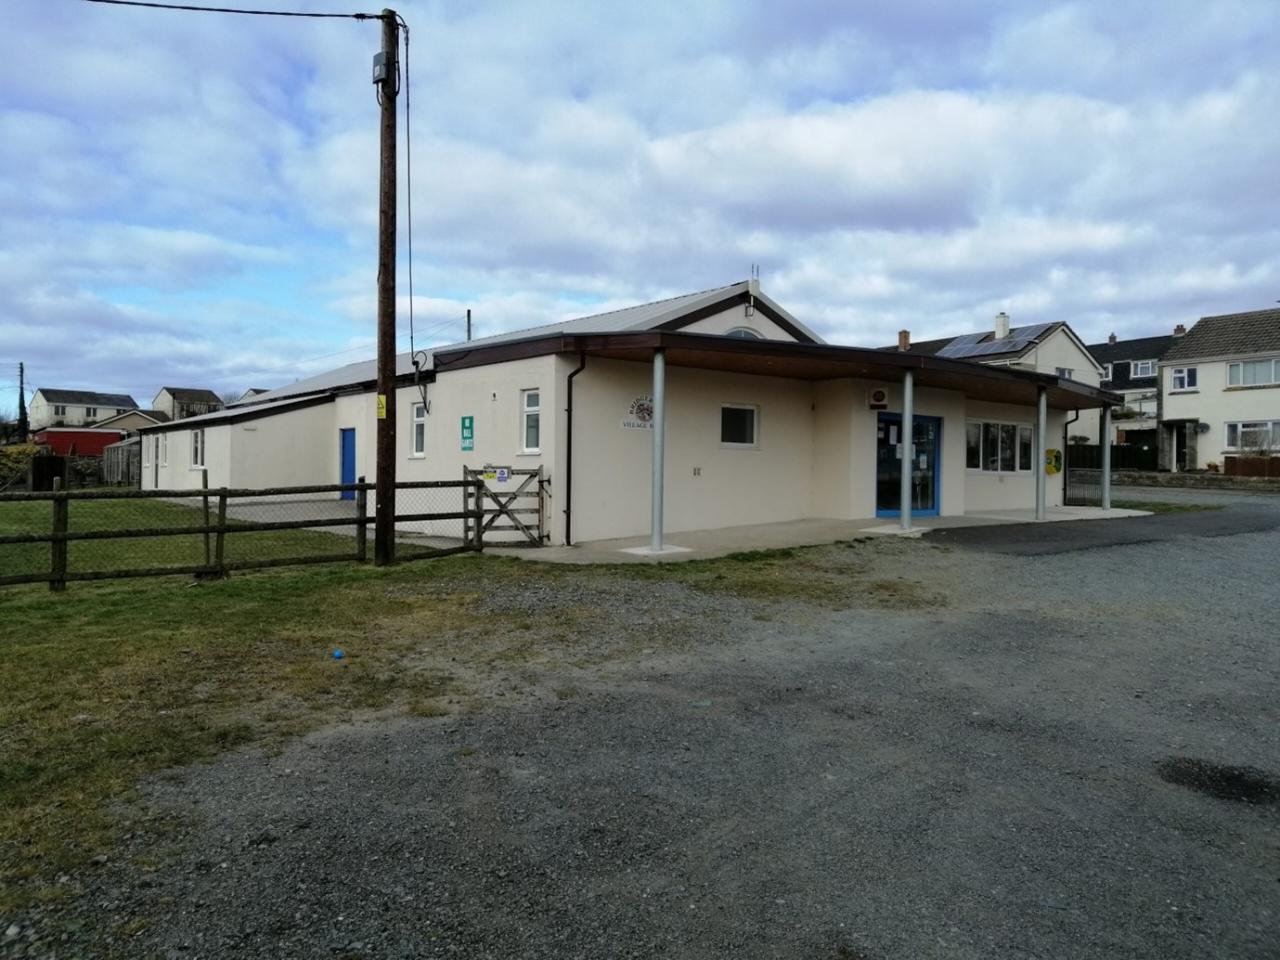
[1159, 307, 1280, 473]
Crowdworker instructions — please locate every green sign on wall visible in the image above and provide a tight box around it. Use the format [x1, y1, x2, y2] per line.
[460, 415, 474, 452]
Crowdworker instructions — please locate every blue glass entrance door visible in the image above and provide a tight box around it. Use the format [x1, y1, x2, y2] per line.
[875, 413, 941, 517]
[339, 428, 356, 501]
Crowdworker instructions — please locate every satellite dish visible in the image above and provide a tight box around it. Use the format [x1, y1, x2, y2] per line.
[1196, 422, 1210, 434]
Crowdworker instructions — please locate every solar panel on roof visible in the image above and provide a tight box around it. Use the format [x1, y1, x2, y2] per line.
[962, 338, 1033, 357]
[1010, 322, 1053, 341]
[935, 332, 989, 358]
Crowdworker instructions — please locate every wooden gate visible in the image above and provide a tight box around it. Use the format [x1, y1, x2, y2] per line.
[463, 465, 548, 546]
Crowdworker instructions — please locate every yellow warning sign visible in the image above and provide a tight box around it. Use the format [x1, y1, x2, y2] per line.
[1045, 448, 1062, 475]
[376, 395, 387, 419]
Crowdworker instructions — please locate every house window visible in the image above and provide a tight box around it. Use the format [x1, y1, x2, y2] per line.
[521, 389, 540, 453]
[720, 404, 758, 446]
[1132, 359, 1155, 377]
[53, 404, 66, 416]
[726, 326, 764, 339]
[161, 433, 168, 466]
[1055, 367, 1074, 380]
[85, 407, 97, 418]
[117, 408, 127, 415]
[1225, 421, 1280, 452]
[1227, 358, 1279, 387]
[191, 429, 205, 468]
[1172, 367, 1197, 390]
[411, 403, 426, 457]
[967, 420, 1033, 473]
[1101, 363, 1113, 381]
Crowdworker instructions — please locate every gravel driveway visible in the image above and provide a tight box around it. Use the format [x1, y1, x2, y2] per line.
[7, 489, 1279, 959]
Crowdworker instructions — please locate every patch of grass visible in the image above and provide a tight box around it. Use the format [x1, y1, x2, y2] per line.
[0, 497, 356, 580]
[1112, 499, 1222, 514]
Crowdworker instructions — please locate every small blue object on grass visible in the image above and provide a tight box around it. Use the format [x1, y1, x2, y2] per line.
[332, 649, 345, 660]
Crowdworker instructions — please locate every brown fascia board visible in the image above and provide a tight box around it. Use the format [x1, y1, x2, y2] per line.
[432, 330, 1123, 407]
[138, 393, 336, 433]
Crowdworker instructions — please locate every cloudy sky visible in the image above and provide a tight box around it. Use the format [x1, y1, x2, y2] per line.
[2, 0, 1278, 407]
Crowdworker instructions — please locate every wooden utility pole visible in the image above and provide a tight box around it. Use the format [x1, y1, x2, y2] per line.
[374, 8, 399, 566]
[17, 362, 28, 439]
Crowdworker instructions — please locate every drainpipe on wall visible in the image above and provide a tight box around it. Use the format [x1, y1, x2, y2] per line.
[563, 352, 587, 545]
[1063, 408, 1080, 504]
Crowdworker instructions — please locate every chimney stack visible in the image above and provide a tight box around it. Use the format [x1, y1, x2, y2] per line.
[1108, 332, 1117, 345]
[897, 329, 911, 351]
[1173, 323, 1187, 337]
[994, 311, 1010, 340]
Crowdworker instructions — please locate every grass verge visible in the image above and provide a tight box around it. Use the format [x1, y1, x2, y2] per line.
[1111, 499, 1223, 514]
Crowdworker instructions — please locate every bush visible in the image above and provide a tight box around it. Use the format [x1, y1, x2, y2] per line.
[0, 443, 39, 487]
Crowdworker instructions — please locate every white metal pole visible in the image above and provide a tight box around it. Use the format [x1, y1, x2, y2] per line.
[1101, 405, 1112, 510]
[1035, 386, 1048, 521]
[900, 369, 914, 532]
[650, 348, 666, 552]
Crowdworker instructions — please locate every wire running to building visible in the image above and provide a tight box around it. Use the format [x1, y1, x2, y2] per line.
[81, 0, 380, 19]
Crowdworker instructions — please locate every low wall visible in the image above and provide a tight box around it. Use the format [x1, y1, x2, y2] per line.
[1099, 469, 1280, 493]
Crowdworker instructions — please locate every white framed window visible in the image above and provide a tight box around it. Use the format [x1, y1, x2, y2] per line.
[53, 404, 66, 416]
[720, 404, 758, 447]
[191, 429, 205, 468]
[117, 408, 127, 415]
[1101, 363, 1113, 381]
[1225, 421, 1280, 452]
[521, 389, 541, 453]
[726, 326, 764, 339]
[1227, 358, 1280, 387]
[966, 420, 1033, 473]
[411, 403, 426, 457]
[1172, 367, 1197, 390]
[85, 407, 97, 418]
[1055, 367, 1074, 380]
[1132, 359, 1155, 377]
[160, 433, 168, 466]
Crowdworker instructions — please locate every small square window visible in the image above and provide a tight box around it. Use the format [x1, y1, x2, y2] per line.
[1172, 367, 1197, 390]
[720, 405, 757, 446]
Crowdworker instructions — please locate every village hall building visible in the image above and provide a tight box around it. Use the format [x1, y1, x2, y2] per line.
[138, 281, 1120, 549]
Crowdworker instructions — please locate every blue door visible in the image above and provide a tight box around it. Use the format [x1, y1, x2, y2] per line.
[875, 413, 942, 518]
[339, 429, 356, 500]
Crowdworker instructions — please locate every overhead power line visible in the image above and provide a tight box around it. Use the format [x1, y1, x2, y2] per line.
[81, 0, 380, 19]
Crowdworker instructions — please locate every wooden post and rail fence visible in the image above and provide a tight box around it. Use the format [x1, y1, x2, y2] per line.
[0, 475, 485, 591]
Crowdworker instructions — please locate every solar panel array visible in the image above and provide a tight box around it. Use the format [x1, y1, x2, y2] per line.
[935, 323, 1056, 359]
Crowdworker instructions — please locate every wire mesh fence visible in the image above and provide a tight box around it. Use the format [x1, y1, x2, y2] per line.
[0, 478, 482, 590]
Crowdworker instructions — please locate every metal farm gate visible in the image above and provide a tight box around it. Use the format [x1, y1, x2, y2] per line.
[463, 465, 548, 546]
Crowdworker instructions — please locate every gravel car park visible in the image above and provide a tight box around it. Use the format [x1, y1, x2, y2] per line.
[4, 489, 1278, 959]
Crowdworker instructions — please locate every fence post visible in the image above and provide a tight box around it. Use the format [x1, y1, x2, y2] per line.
[355, 475, 368, 562]
[201, 469, 212, 571]
[214, 489, 228, 577]
[50, 477, 67, 592]
[472, 480, 484, 551]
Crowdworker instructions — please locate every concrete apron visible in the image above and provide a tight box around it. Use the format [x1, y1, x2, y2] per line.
[488, 507, 1150, 565]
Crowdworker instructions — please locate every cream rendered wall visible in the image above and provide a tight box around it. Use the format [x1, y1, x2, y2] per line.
[567, 358, 815, 543]
[811, 381, 856, 518]
[228, 402, 335, 489]
[1012, 329, 1101, 386]
[680, 305, 798, 340]
[145, 424, 232, 490]
[962, 400, 1065, 512]
[1162, 358, 1280, 468]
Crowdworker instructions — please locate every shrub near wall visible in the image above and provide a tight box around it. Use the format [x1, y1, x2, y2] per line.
[0, 443, 39, 488]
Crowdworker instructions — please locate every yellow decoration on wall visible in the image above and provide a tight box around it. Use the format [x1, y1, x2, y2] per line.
[1045, 448, 1062, 475]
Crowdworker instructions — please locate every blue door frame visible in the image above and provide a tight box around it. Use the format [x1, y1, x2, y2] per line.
[339, 428, 356, 500]
[875, 413, 942, 518]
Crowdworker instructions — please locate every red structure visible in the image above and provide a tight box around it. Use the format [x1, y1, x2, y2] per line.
[34, 428, 126, 457]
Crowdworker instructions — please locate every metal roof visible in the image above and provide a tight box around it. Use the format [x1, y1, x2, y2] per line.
[139, 393, 332, 432]
[233, 281, 821, 407]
